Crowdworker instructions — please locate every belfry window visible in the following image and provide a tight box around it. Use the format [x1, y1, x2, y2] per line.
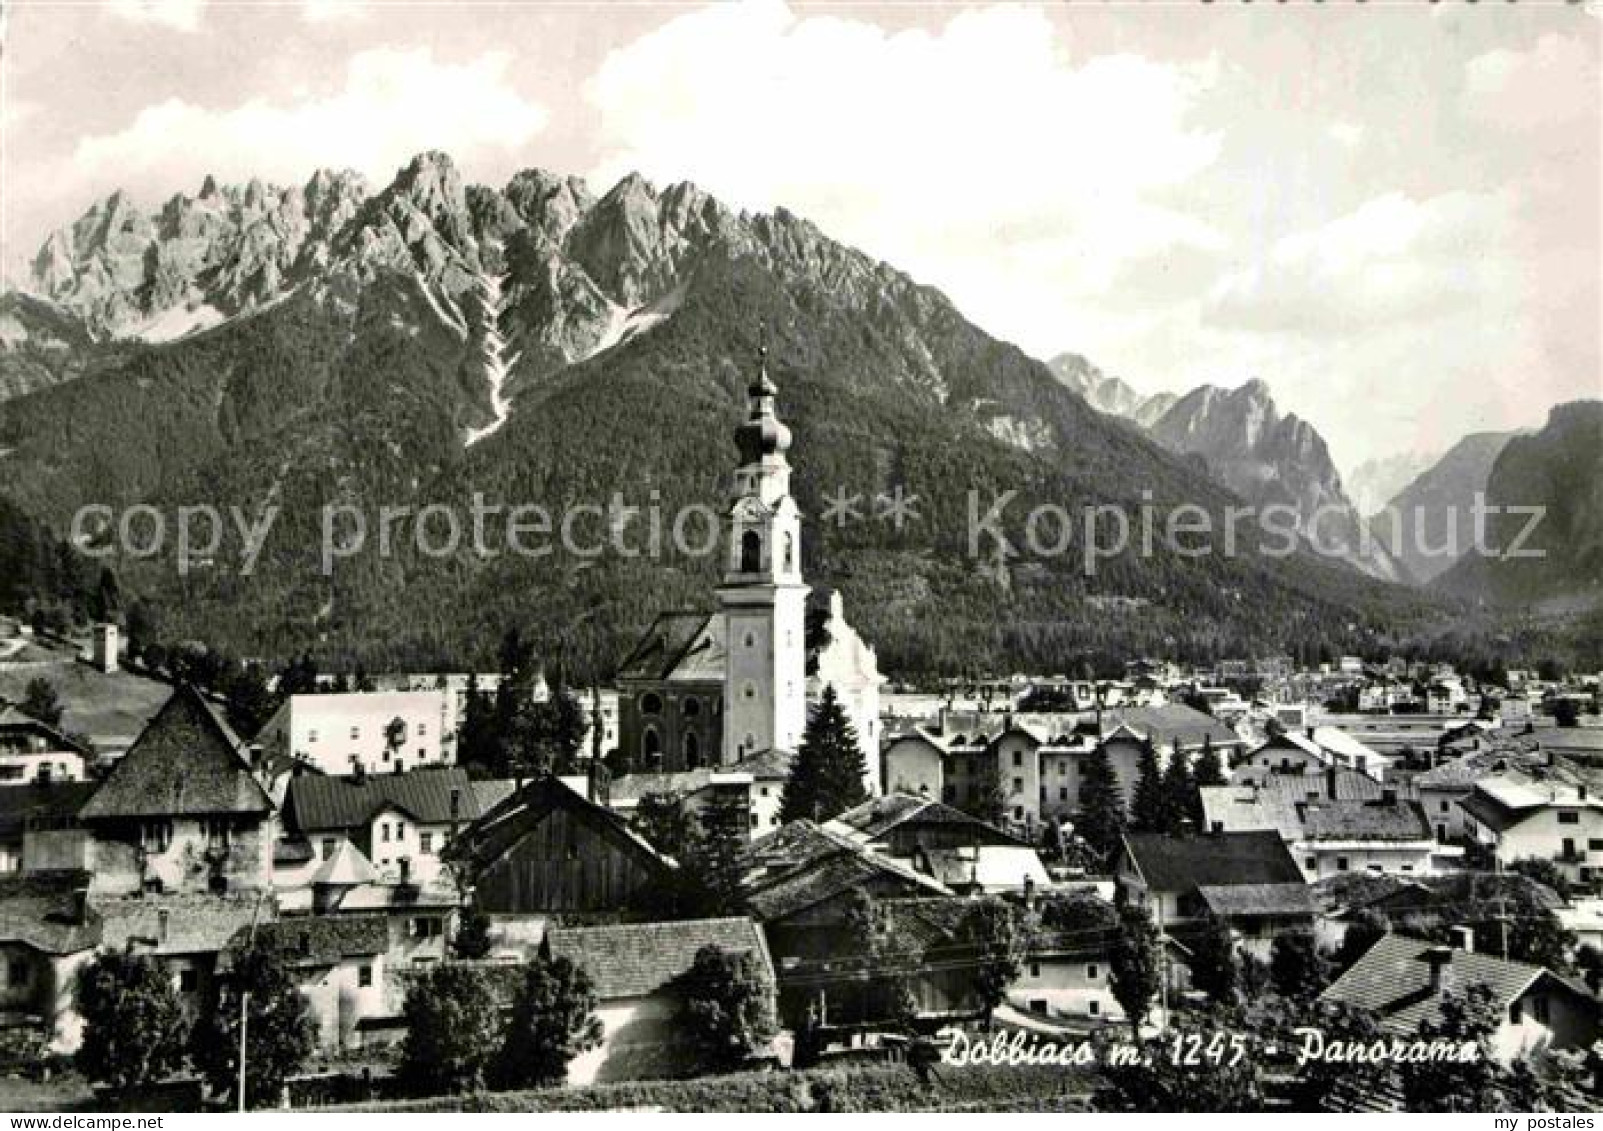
[643, 726, 662, 765]
[684, 733, 701, 768]
[740, 530, 762, 573]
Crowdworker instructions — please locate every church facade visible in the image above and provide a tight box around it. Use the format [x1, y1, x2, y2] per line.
[615, 349, 882, 787]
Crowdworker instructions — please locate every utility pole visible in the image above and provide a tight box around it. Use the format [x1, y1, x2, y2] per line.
[238, 889, 267, 1113]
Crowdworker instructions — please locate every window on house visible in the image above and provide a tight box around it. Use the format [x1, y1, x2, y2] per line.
[350, 726, 360, 740]
[641, 693, 663, 716]
[421, 832, 433, 853]
[1088, 1000, 1099, 1016]
[1589, 839, 1603, 851]
[1336, 857, 1350, 872]
[205, 818, 231, 849]
[381, 823, 391, 843]
[1559, 812, 1580, 825]
[1013, 750, 1022, 768]
[1510, 1002, 1523, 1024]
[749, 813, 759, 829]
[358, 965, 373, 988]
[1059, 787, 1068, 802]
[179, 968, 197, 993]
[321, 838, 336, 860]
[1013, 777, 1023, 793]
[1029, 962, 1040, 978]
[308, 730, 318, 743]
[1440, 801, 1450, 812]
[141, 820, 172, 853]
[417, 723, 426, 736]
[1087, 965, 1099, 979]
[413, 917, 443, 939]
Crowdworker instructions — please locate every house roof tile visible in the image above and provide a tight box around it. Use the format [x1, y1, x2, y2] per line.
[286, 765, 480, 833]
[545, 916, 773, 999]
[78, 686, 272, 820]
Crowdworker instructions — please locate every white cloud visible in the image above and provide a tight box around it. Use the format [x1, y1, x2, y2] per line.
[301, 0, 367, 24]
[585, 0, 1223, 349]
[71, 48, 547, 191]
[1205, 191, 1519, 337]
[1463, 33, 1598, 130]
[105, 0, 206, 33]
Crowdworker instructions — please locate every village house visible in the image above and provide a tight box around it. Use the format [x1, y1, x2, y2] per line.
[1320, 934, 1598, 1061]
[545, 917, 777, 1084]
[1461, 770, 1603, 888]
[77, 687, 275, 897]
[0, 706, 89, 785]
[1410, 746, 1546, 844]
[1115, 830, 1311, 949]
[1200, 771, 1445, 881]
[0, 871, 98, 1053]
[228, 916, 391, 1054]
[0, 781, 95, 874]
[442, 776, 672, 923]
[255, 690, 455, 778]
[604, 750, 791, 839]
[1232, 727, 1391, 784]
[97, 893, 268, 1021]
[821, 792, 1049, 895]
[280, 765, 479, 886]
[881, 704, 1240, 835]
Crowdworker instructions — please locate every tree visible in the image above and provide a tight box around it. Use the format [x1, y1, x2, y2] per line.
[1191, 736, 1225, 790]
[1269, 930, 1331, 1002]
[1553, 699, 1581, 728]
[1508, 856, 1568, 898]
[1276, 1000, 1394, 1112]
[632, 792, 703, 863]
[457, 676, 497, 774]
[1336, 909, 1387, 972]
[957, 755, 1009, 828]
[1109, 902, 1162, 1037]
[399, 964, 504, 1095]
[74, 951, 189, 1094]
[834, 889, 921, 1028]
[90, 566, 121, 624]
[189, 940, 316, 1108]
[677, 945, 778, 1073]
[20, 677, 63, 727]
[685, 790, 750, 916]
[495, 953, 602, 1089]
[1187, 913, 1239, 1005]
[453, 905, 494, 960]
[1131, 739, 1166, 833]
[1075, 744, 1126, 864]
[956, 897, 1023, 1027]
[780, 685, 867, 823]
[1159, 748, 1194, 834]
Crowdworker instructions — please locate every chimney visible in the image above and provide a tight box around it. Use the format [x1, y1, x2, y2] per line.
[1423, 946, 1453, 994]
[1326, 765, 1338, 801]
[1449, 925, 1475, 953]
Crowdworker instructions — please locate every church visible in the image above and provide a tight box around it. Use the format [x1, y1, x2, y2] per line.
[615, 348, 883, 788]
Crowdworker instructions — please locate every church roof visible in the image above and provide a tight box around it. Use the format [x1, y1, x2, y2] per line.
[615, 612, 723, 683]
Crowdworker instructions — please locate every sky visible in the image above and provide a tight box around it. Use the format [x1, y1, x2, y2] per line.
[2, 0, 1599, 477]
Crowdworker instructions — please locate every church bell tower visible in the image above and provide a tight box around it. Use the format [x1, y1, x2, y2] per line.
[717, 345, 810, 762]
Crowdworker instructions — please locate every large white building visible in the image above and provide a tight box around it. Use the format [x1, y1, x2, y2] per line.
[255, 690, 454, 777]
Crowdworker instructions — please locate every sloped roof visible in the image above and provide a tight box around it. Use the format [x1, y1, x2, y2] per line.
[0, 781, 97, 838]
[824, 792, 1023, 846]
[1100, 705, 1240, 749]
[744, 839, 951, 922]
[443, 774, 668, 876]
[615, 612, 723, 683]
[1413, 748, 1545, 790]
[0, 705, 91, 755]
[546, 916, 774, 999]
[1319, 933, 1594, 1034]
[286, 765, 479, 833]
[730, 746, 794, 780]
[234, 915, 388, 967]
[1298, 799, 1432, 842]
[311, 839, 380, 886]
[0, 871, 98, 954]
[79, 686, 273, 820]
[1122, 831, 1304, 892]
[98, 893, 265, 955]
[1194, 882, 1316, 918]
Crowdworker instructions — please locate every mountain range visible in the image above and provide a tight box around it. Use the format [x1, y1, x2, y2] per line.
[1047, 358, 1404, 584]
[0, 152, 1556, 675]
[1369, 431, 1518, 585]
